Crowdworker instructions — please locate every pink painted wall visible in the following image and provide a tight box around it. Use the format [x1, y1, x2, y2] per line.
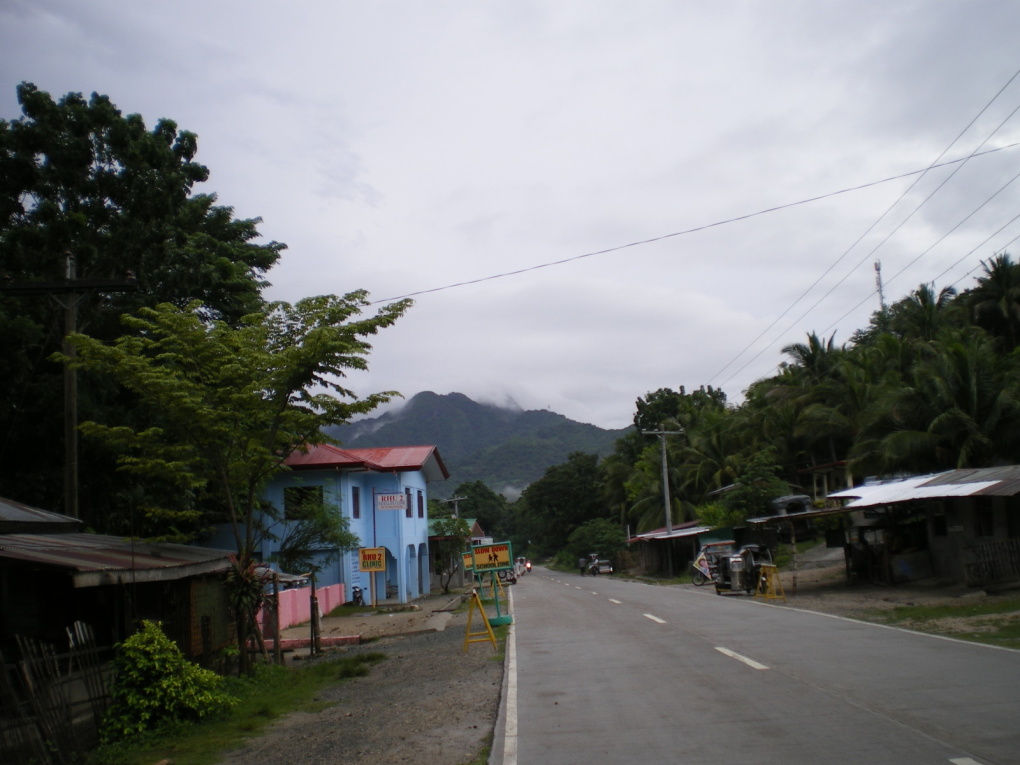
[259, 583, 346, 631]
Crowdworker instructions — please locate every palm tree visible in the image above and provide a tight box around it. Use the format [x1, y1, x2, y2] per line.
[889, 283, 961, 344]
[857, 330, 1020, 473]
[966, 253, 1020, 351]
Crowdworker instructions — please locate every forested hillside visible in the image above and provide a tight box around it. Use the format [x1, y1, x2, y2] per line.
[324, 391, 631, 498]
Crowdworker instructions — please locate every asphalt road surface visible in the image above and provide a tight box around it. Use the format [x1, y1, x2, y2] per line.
[493, 567, 1020, 765]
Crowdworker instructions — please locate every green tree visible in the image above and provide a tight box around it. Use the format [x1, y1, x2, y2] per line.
[716, 448, 789, 527]
[430, 516, 472, 594]
[566, 518, 627, 565]
[267, 491, 360, 575]
[519, 452, 608, 555]
[966, 253, 1020, 351]
[854, 331, 1020, 474]
[64, 293, 410, 672]
[447, 480, 509, 538]
[0, 83, 283, 524]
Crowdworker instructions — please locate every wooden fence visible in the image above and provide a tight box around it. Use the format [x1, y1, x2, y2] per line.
[965, 538, 1020, 588]
[0, 623, 110, 765]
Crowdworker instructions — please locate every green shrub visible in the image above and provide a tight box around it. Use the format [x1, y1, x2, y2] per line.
[101, 620, 237, 743]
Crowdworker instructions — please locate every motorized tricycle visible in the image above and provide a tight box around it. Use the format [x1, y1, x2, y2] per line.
[690, 541, 734, 586]
[713, 544, 773, 595]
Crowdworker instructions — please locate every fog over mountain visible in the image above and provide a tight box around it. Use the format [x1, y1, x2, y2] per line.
[325, 392, 631, 499]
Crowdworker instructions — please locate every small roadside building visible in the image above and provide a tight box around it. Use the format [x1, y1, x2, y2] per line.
[0, 497, 234, 661]
[828, 467, 1020, 588]
[247, 443, 449, 605]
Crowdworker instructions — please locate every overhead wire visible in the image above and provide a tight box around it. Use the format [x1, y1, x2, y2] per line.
[368, 143, 1020, 306]
[706, 66, 1020, 386]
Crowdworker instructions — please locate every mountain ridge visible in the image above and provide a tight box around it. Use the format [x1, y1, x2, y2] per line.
[323, 391, 632, 498]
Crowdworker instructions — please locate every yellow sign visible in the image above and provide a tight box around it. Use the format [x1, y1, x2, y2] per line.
[462, 551, 474, 571]
[472, 542, 512, 572]
[359, 547, 386, 572]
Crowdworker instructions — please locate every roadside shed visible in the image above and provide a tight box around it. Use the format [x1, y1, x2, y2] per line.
[0, 497, 234, 661]
[829, 467, 1020, 588]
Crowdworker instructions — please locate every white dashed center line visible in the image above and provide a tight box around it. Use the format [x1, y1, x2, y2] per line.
[715, 646, 769, 670]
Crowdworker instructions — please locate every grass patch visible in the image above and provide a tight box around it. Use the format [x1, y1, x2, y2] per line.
[465, 730, 494, 765]
[86, 652, 387, 765]
[862, 592, 1020, 649]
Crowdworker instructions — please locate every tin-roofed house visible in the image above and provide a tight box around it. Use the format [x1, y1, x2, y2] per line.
[250, 443, 449, 606]
[0, 496, 234, 661]
[826, 466, 1020, 587]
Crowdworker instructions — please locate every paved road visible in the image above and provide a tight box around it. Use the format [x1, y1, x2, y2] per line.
[493, 567, 1020, 765]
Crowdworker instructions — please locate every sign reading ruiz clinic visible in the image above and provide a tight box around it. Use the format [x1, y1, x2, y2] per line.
[375, 492, 406, 511]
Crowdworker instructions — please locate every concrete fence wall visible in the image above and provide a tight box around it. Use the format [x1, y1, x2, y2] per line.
[258, 583, 346, 632]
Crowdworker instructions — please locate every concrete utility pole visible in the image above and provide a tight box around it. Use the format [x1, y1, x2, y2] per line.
[0, 253, 137, 518]
[440, 495, 467, 518]
[642, 426, 684, 578]
[641, 426, 684, 534]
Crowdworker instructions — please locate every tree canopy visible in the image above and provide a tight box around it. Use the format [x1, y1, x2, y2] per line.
[1, 83, 285, 524]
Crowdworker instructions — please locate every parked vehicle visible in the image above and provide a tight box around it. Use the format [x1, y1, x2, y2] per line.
[691, 541, 734, 586]
[713, 544, 773, 595]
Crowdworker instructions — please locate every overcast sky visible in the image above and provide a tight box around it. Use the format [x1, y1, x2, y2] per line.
[5, 1, 1020, 429]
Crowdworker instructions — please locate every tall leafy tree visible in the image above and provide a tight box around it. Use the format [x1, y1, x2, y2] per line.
[519, 452, 608, 555]
[430, 516, 472, 594]
[0, 83, 283, 522]
[63, 293, 410, 671]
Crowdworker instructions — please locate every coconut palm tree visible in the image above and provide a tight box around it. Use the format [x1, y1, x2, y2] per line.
[966, 253, 1020, 351]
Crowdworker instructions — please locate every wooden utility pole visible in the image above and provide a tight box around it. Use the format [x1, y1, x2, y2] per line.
[0, 253, 137, 518]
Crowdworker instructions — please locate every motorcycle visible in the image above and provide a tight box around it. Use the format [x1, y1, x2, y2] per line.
[690, 561, 710, 586]
[351, 585, 365, 606]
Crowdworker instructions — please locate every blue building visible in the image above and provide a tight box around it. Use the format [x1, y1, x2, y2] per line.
[259, 443, 449, 604]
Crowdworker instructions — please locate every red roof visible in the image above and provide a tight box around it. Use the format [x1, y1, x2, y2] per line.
[284, 443, 449, 481]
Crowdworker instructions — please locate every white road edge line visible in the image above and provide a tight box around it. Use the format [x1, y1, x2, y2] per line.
[715, 646, 769, 670]
[949, 759, 982, 765]
[503, 588, 518, 765]
[643, 613, 667, 624]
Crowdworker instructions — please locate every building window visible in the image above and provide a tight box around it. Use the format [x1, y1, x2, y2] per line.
[284, 485, 323, 521]
[417, 490, 424, 518]
[352, 486, 361, 519]
[405, 488, 413, 518]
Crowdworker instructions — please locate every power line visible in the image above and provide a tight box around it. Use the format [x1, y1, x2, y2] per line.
[706, 67, 1020, 386]
[369, 143, 1020, 306]
[713, 68, 1020, 388]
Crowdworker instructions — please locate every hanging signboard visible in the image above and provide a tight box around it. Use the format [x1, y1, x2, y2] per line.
[461, 551, 475, 572]
[375, 492, 406, 511]
[359, 547, 386, 572]
[472, 541, 513, 572]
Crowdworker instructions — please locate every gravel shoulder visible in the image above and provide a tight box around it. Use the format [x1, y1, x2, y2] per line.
[217, 592, 503, 765]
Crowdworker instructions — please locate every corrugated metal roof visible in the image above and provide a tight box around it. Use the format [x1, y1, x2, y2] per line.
[285, 443, 450, 482]
[0, 496, 83, 534]
[629, 525, 713, 543]
[827, 467, 1020, 509]
[0, 533, 233, 588]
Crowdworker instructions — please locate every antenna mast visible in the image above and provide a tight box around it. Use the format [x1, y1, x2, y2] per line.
[874, 260, 887, 313]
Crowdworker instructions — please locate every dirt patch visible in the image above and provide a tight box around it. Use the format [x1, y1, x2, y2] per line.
[218, 592, 503, 765]
[769, 562, 999, 620]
